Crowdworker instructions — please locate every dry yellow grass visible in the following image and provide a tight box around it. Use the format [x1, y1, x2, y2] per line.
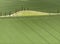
[10, 10, 49, 16]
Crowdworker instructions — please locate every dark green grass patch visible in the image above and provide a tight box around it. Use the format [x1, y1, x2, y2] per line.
[0, 0, 60, 16]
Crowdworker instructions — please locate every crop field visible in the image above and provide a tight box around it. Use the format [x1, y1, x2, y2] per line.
[0, 0, 60, 44]
[0, 0, 60, 15]
[0, 15, 60, 44]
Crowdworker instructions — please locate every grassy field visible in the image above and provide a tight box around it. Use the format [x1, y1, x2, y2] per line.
[0, 0, 60, 44]
[0, 0, 60, 15]
[0, 15, 60, 44]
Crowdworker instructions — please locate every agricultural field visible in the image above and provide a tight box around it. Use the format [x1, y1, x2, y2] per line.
[0, 0, 60, 44]
[0, 0, 60, 15]
[0, 15, 60, 44]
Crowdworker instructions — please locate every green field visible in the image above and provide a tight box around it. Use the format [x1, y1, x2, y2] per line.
[0, 0, 60, 15]
[0, 0, 60, 44]
[0, 15, 60, 44]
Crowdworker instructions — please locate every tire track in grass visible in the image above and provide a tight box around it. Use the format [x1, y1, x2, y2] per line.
[40, 19, 60, 41]
[32, 20, 60, 43]
[45, 19, 60, 33]
[46, 19, 60, 33]
[23, 20, 59, 44]
[32, 19, 60, 43]
[20, 20, 50, 44]
[29, 20, 59, 43]
[20, 20, 47, 44]
[20, 21, 48, 44]
[10, 19, 34, 44]
[12, 19, 48, 44]
[12, 19, 43, 44]
[11, 20, 32, 44]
